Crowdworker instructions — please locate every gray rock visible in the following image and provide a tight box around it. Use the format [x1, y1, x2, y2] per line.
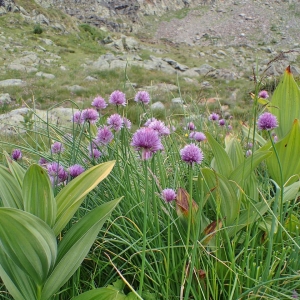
[60, 66, 67, 71]
[0, 93, 11, 105]
[67, 85, 85, 92]
[0, 79, 26, 87]
[151, 101, 165, 111]
[181, 68, 199, 77]
[40, 38, 54, 46]
[171, 97, 184, 105]
[85, 76, 97, 81]
[110, 60, 128, 69]
[194, 64, 215, 75]
[33, 14, 50, 25]
[0, 7, 7, 15]
[36, 72, 55, 79]
[7, 63, 37, 73]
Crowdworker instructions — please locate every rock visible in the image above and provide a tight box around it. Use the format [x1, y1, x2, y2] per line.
[201, 81, 212, 88]
[181, 68, 199, 77]
[7, 63, 37, 73]
[0, 6, 6, 15]
[40, 38, 54, 46]
[36, 72, 56, 79]
[60, 66, 67, 71]
[33, 14, 50, 26]
[151, 101, 165, 111]
[0, 93, 11, 105]
[171, 97, 184, 105]
[194, 64, 215, 75]
[0, 79, 26, 87]
[85, 76, 97, 81]
[67, 85, 85, 92]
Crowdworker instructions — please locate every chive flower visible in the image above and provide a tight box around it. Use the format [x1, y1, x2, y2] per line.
[69, 164, 85, 178]
[107, 113, 123, 131]
[81, 108, 99, 124]
[131, 127, 164, 160]
[148, 119, 170, 136]
[209, 113, 220, 121]
[89, 148, 101, 159]
[259, 90, 269, 99]
[109, 90, 126, 106]
[187, 122, 195, 131]
[180, 144, 204, 165]
[219, 119, 226, 126]
[92, 96, 107, 110]
[51, 141, 64, 154]
[72, 111, 83, 124]
[11, 149, 22, 161]
[257, 112, 278, 131]
[189, 131, 206, 142]
[161, 188, 177, 203]
[134, 91, 150, 105]
[95, 126, 114, 145]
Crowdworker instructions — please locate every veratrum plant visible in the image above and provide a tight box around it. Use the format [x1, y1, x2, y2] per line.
[0, 156, 122, 300]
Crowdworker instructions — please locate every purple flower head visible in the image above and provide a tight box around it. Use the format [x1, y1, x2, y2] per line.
[227, 125, 233, 131]
[107, 113, 123, 131]
[123, 117, 132, 129]
[219, 119, 226, 127]
[187, 122, 195, 131]
[259, 90, 269, 99]
[247, 142, 253, 149]
[89, 148, 101, 159]
[189, 131, 206, 142]
[92, 96, 107, 110]
[246, 149, 252, 157]
[72, 111, 83, 124]
[81, 108, 99, 124]
[180, 144, 204, 165]
[292, 290, 299, 299]
[131, 127, 164, 160]
[209, 113, 220, 121]
[47, 162, 68, 183]
[273, 135, 278, 143]
[148, 120, 170, 136]
[109, 90, 126, 106]
[11, 149, 22, 161]
[144, 117, 157, 127]
[39, 157, 48, 166]
[135, 91, 150, 105]
[257, 112, 278, 131]
[95, 126, 114, 145]
[69, 164, 85, 178]
[51, 141, 64, 154]
[161, 188, 177, 203]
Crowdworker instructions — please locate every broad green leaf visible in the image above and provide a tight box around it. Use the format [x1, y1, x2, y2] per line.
[4, 151, 26, 188]
[201, 168, 239, 225]
[22, 164, 56, 227]
[0, 165, 23, 209]
[0, 208, 57, 285]
[283, 181, 300, 203]
[41, 197, 122, 299]
[224, 135, 244, 168]
[242, 124, 267, 146]
[227, 199, 273, 237]
[0, 249, 37, 300]
[229, 150, 272, 186]
[266, 119, 300, 186]
[244, 173, 259, 202]
[205, 132, 233, 178]
[71, 288, 128, 300]
[53, 161, 115, 235]
[269, 66, 300, 139]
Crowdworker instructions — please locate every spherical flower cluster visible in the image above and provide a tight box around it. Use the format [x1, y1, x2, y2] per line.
[47, 162, 68, 185]
[69, 164, 85, 178]
[219, 119, 226, 127]
[189, 131, 206, 142]
[89, 148, 101, 159]
[81, 108, 99, 124]
[246, 149, 252, 157]
[180, 144, 204, 165]
[259, 90, 269, 99]
[144, 117, 157, 127]
[187, 122, 195, 131]
[51, 141, 64, 154]
[161, 188, 177, 203]
[39, 157, 48, 166]
[131, 127, 164, 160]
[227, 125, 232, 131]
[72, 111, 83, 124]
[257, 112, 278, 131]
[95, 126, 114, 145]
[11, 149, 22, 161]
[148, 119, 170, 136]
[107, 113, 123, 131]
[134, 91, 150, 105]
[123, 117, 132, 129]
[92, 96, 107, 110]
[209, 113, 220, 121]
[109, 90, 126, 106]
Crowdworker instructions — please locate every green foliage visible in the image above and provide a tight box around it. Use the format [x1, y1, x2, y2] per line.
[33, 24, 43, 34]
[79, 23, 107, 41]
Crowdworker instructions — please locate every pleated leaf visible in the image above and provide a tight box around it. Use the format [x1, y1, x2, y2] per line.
[266, 119, 300, 186]
[4, 151, 25, 189]
[201, 168, 239, 225]
[229, 150, 272, 186]
[0, 248, 37, 300]
[53, 161, 115, 236]
[22, 164, 56, 227]
[41, 197, 122, 300]
[0, 208, 57, 286]
[205, 132, 233, 178]
[0, 165, 23, 209]
[269, 66, 300, 139]
[224, 135, 244, 168]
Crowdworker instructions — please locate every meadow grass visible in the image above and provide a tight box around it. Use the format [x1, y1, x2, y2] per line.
[1, 66, 300, 300]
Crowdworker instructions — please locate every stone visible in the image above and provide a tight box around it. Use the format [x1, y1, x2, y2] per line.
[171, 97, 184, 105]
[36, 72, 56, 79]
[34, 14, 50, 25]
[67, 85, 85, 92]
[7, 64, 37, 73]
[85, 76, 97, 81]
[0, 93, 11, 105]
[151, 101, 165, 110]
[194, 64, 215, 75]
[40, 38, 54, 46]
[0, 79, 26, 87]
